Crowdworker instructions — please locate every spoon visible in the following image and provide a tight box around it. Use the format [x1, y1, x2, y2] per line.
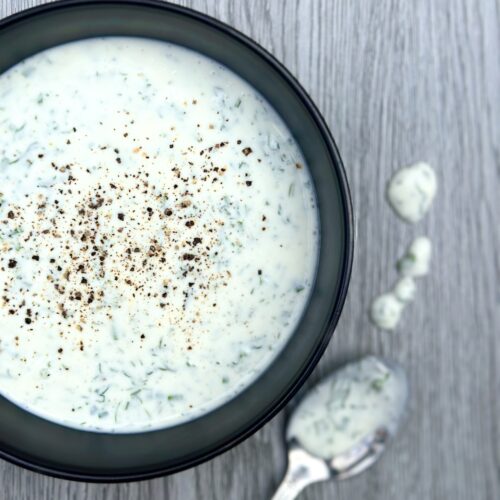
[271, 356, 408, 499]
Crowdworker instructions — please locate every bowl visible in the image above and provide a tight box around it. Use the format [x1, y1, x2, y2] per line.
[0, 0, 353, 481]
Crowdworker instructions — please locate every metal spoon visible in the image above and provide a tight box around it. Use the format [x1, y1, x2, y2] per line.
[271, 357, 408, 500]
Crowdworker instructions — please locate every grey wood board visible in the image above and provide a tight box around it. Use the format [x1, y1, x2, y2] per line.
[0, 0, 498, 499]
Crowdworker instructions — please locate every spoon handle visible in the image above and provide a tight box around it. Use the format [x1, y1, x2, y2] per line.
[271, 445, 330, 500]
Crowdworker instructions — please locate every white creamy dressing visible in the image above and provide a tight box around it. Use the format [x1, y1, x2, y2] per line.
[397, 236, 432, 277]
[392, 276, 417, 303]
[387, 162, 437, 223]
[370, 236, 431, 330]
[371, 160, 437, 331]
[287, 357, 407, 460]
[370, 293, 406, 331]
[0, 38, 319, 431]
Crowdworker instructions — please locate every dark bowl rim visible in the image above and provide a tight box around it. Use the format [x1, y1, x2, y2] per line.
[0, 0, 354, 482]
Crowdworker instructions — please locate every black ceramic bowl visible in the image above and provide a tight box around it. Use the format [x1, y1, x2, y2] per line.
[0, 0, 353, 481]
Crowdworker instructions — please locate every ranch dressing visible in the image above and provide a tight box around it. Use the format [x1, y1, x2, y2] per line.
[370, 237, 431, 330]
[0, 38, 319, 431]
[371, 161, 436, 331]
[287, 357, 407, 460]
[387, 162, 437, 223]
[370, 292, 406, 330]
[397, 237, 432, 277]
[392, 276, 417, 303]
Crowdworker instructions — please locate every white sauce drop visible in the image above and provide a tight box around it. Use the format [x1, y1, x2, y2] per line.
[392, 276, 416, 303]
[0, 38, 319, 431]
[287, 357, 407, 460]
[387, 162, 437, 223]
[370, 293, 405, 330]
[397, 236, 432, 277]
[371, 160, 437, 330]
[370, 237, 431, 330]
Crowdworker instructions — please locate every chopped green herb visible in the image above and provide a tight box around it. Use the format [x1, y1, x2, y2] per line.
[98, 386, 110, 402]
[158, 365, 174, 372]
[370, 373, 390, 392]
[9, 227, 23, 237]
[167, 394, 183, 401]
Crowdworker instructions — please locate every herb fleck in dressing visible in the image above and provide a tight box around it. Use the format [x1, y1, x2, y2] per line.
[287, 357, 407, 460]
[387, 162, 437, 223]
[0, 38, 319, 431]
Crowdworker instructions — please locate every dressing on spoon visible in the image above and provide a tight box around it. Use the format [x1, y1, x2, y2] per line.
[287, 356, 407, 459]
[272, 356, 408, 499]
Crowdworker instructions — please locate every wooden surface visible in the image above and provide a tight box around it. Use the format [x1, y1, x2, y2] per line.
[1, 1, 499, 499]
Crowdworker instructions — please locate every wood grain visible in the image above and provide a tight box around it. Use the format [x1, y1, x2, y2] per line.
[1, 1, 499, 499]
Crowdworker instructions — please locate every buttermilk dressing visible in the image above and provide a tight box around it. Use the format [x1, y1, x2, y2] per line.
[287, 357, 407, 460]
[0, 38, 319, 431]
[370, 293, 406, 331]
[370, 238, 432, 330]
[397, 237, 432, 277]
[392, 276, 417, 303]
[387, 162, 437, 223]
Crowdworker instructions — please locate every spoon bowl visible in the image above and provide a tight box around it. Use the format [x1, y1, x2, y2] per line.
[272, 356, 408, 499]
